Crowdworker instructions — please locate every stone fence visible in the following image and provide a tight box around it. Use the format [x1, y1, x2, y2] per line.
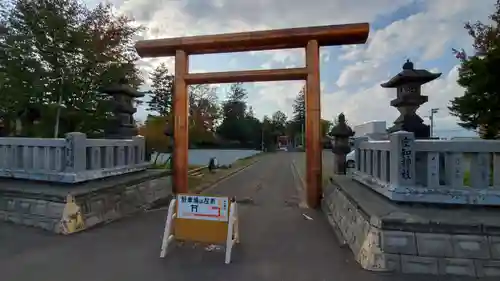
[0, 132, 148, 183]
[351, 131, 500, 206]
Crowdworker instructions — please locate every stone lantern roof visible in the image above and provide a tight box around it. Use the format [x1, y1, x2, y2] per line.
[380, 59, 442, 88]
[101, 78, 145, 98]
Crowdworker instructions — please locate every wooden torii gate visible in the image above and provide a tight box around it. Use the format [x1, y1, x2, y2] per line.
[135, 23, 369, 208]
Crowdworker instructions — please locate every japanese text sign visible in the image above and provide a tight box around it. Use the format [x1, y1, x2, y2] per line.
[177, 194, 229, 222]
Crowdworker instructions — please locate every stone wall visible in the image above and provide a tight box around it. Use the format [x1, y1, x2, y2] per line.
[0, 173, 172, 233]
[322, 178, 500, 277]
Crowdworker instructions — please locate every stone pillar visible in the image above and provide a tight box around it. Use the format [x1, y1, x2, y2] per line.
[329, 113, 355, 175]
[64, 132, 87, 173]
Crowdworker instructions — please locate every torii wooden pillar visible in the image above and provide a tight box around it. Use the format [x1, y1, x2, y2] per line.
[135, 23, 369, 208]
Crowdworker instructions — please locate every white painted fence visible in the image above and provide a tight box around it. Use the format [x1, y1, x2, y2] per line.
[351, 131, 500, 206]
[0, 132, 148, 183]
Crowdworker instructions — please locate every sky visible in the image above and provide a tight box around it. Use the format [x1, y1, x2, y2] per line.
[85, 0, 495, 138]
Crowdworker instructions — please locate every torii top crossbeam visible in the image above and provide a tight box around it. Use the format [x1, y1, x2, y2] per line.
[135, 23, 369, 57]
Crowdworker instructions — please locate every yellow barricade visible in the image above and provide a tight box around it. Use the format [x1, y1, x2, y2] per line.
[160, 193, 240, 264]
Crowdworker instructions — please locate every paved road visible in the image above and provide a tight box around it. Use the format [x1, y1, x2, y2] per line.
[0, 153, 480, 281]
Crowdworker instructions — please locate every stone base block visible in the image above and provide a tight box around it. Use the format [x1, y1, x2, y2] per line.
[322, 176, 500, 278]
[0, 170, 172, 234]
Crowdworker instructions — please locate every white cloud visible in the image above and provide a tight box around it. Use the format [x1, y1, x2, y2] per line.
[336, 60, 387, 87]
[86, 0, 494, 137]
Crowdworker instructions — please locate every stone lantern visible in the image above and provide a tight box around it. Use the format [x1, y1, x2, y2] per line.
[329, 113, 355, 175]
[102, 78, 145, 139]
[382, 59, 441, 139]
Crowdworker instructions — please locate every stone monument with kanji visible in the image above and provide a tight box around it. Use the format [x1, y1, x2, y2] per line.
[382, 59, 441, 139]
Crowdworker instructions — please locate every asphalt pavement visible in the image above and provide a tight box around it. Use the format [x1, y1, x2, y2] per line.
[0, 152, 483, 281]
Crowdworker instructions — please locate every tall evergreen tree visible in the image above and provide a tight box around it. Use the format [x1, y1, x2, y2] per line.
[147, 63, 174, 116]
[217, 83, 251, 144]
[292, 87, 305, 123]
[271, 110, 287, 134]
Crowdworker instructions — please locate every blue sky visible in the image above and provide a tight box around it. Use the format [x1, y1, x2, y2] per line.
[88, 0, 495, 138]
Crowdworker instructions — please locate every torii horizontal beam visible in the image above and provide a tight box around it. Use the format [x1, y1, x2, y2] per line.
[185, 68, 308, 84]
[135, 23, 369, 57]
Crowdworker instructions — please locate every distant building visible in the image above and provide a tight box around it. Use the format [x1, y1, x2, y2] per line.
[353, 121, 388, 140]
[277, 136, 289, 149]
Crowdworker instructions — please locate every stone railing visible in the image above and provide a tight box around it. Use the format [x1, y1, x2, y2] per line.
[0, 132, 149, 183]
[351, 131, 500, 206]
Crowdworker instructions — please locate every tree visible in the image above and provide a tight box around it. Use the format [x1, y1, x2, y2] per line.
[0, 0, 143, 137]
[292, 86, 306, 126]
[271, 110, 287, 134]
[321, 119, 332, 138]
[147, 63, 174, 116]
[139, 114, 173, 163]
[188, 84, 220, 145]
[288, 87, 306, 145]
[153, 84, 221, 147]
[449, 0, 500, 139]
[227, 82, 247, 101]
[246, 106, 255, 118]
[217, 83, 250, 144]
[261, 115, 276, 150]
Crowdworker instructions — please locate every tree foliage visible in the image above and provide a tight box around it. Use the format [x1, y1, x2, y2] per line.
[146, 77, 221, 148]
[292, 86, 305, 127]
[147, 63, 173, 116]
[188, 84, 219, 144]
[139, 114, 172, 153]
[449, 0, 500, 139]
[0, 0, 143, 137]
[217, 83, 250, 144]
[271, 110, 287, 134]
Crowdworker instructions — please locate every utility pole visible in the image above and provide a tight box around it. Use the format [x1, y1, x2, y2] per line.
[429, 108, 439, 138]
[54, 90, 63, 138]
[54, 67, 64, 138]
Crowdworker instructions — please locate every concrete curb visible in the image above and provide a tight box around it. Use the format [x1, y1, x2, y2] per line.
[188, 165, 208, 175]
[292, 160, 306, 189]
[291, 159, 306, 189]
[290, 159, 308, 208]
